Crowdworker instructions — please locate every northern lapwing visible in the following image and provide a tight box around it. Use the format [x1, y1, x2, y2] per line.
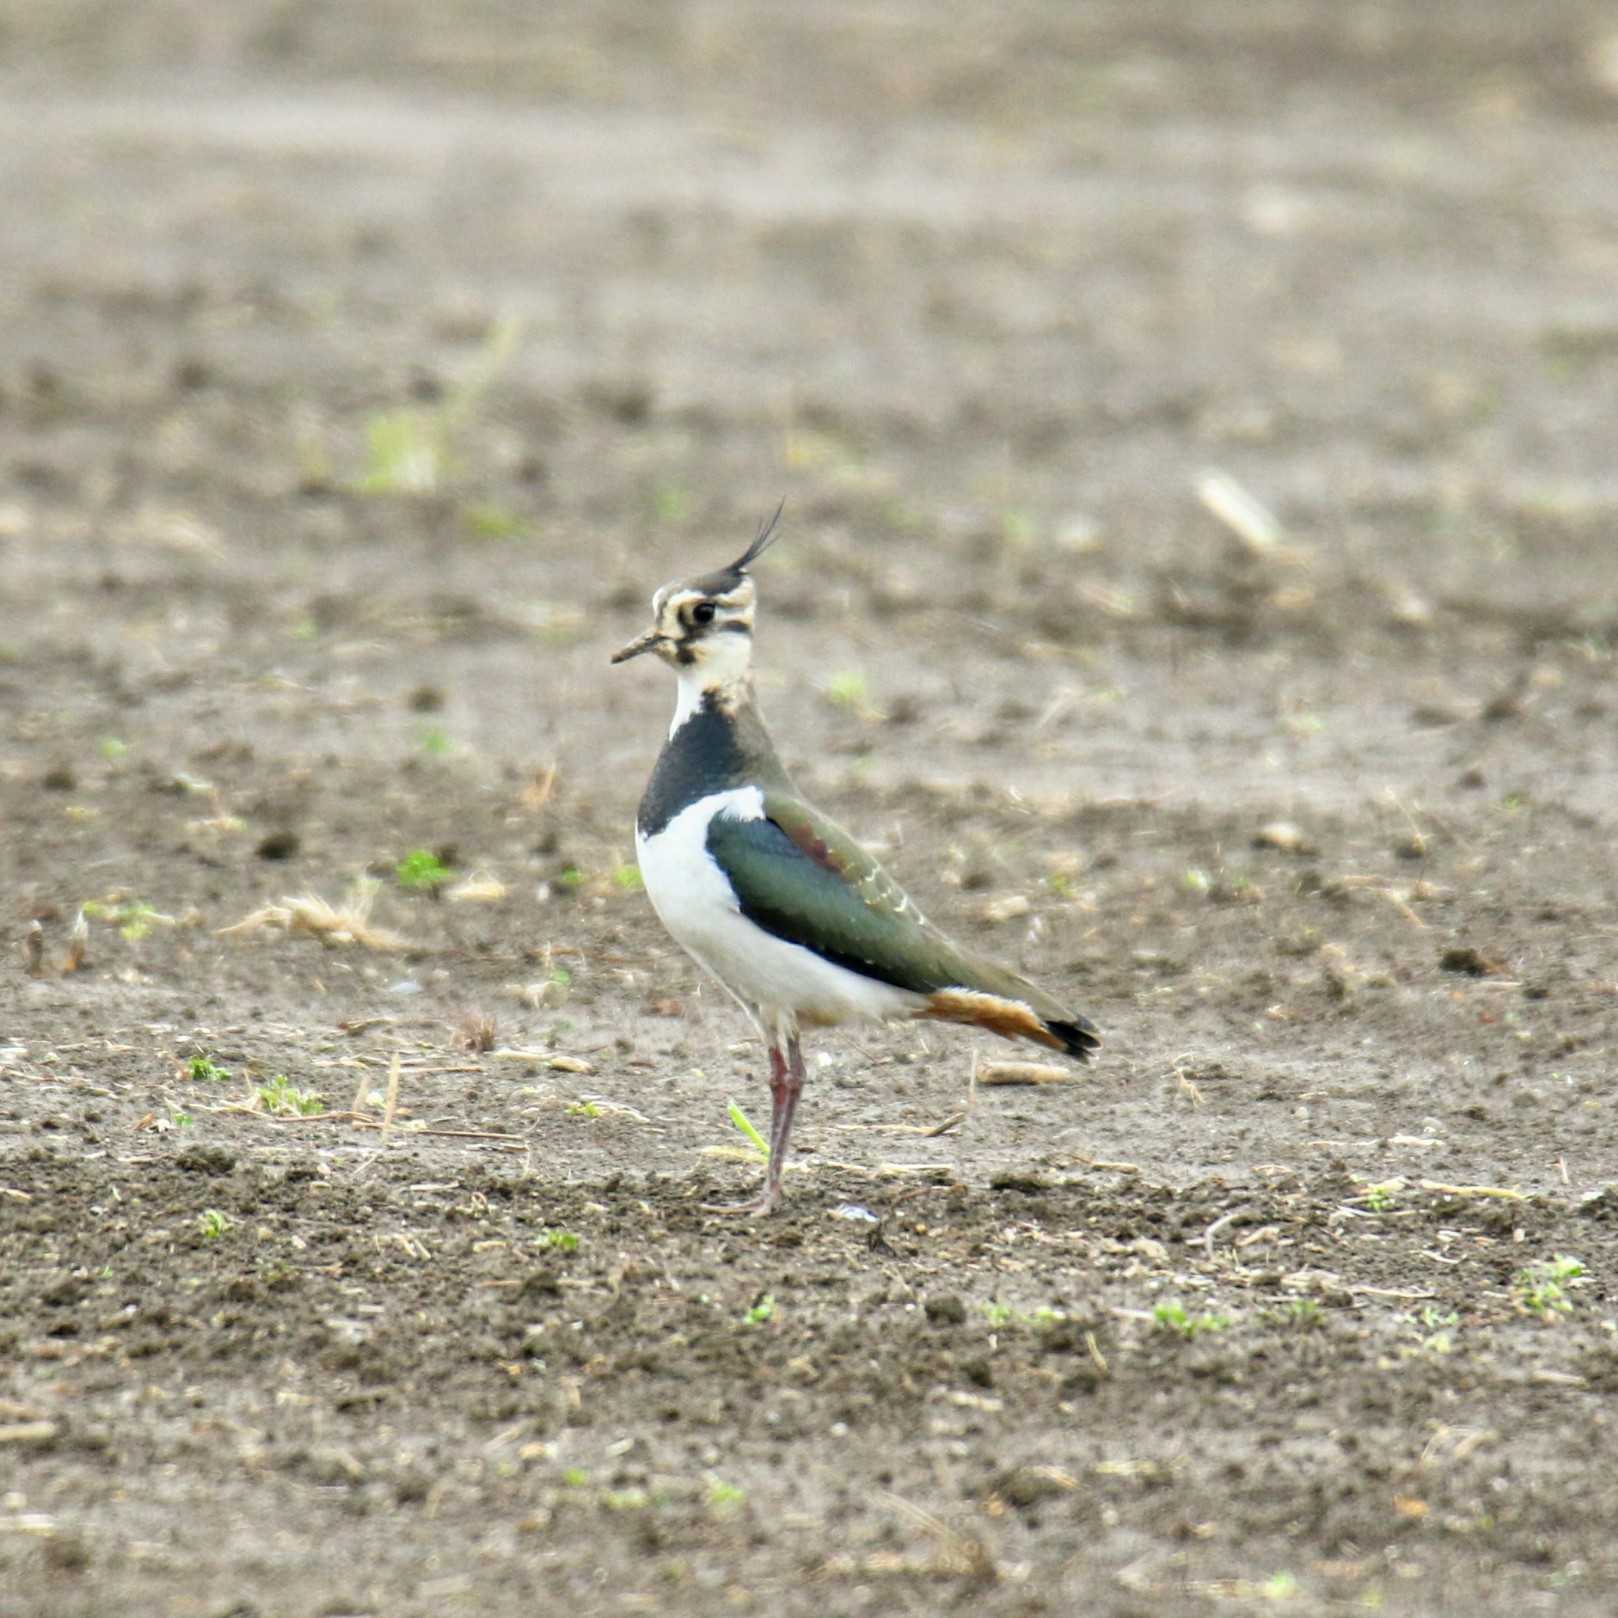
[612, 507, 1101, 1213]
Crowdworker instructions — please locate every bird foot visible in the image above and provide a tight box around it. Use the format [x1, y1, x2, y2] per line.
[700, 1187, 779, 1217]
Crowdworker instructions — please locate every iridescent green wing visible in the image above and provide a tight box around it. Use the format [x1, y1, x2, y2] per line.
[706, 792, 977, 995]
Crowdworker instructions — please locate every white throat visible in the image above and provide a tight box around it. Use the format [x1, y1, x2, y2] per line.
[669, 668, 710, 737]
[667, 633, 754, 738]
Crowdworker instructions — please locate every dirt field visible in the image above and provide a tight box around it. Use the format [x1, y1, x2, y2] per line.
[4, 4, 1618, 1614]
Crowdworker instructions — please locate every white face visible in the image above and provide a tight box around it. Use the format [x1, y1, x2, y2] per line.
[612, 511, 785, 677]
[645, 576, 757, 675]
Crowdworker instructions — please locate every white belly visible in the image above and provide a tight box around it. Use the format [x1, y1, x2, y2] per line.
[635, 787, 922, 1029]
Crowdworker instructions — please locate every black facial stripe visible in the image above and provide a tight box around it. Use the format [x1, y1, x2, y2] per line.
[673, 614, 750, 642]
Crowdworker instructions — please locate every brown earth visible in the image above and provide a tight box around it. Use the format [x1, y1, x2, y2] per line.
[4, 4, 1618, 1614]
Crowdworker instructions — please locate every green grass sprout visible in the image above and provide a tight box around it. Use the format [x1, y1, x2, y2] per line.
[726, 1100, 769, 1162]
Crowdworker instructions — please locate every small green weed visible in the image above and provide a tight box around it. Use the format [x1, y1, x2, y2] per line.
[396, 849, 451, 890]
[982, 1302, 1068, 1330]
[613, 864, 643, 891]
[197, 1209, 230, 1240]
[1405, 1306, 1460, 1356]
[1001, 508, 1038, 546]
[355, 318, 521, 495]
[98, 737, 128, 761]
[742, 1294, 776, 1327]
[1153, 1302, 1231, 1338]
[83, 897, 165, 942]
[824, 670, 870, 710]
[188, 1055, 231, 1084]
[1270, 1298, 1323, 1330]
[460, 501, 525, 540]
[1514, 1255, 1587, 1320]
[653, 483, 691, 523]
[566, 1100, 601, 1119]
[257, 1076, 325, 1117]
[706, 1478, 745, 1513]
[417, 726, 452, 757]
[822, 669, 884, 722]
[538, 1229, 580, 1252]
[361, 410, 438, 494]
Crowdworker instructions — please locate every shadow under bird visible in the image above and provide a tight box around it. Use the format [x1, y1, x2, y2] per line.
[612, 506, 1101, 1213]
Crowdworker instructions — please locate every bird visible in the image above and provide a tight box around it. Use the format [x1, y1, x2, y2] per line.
[611, 505, 1101, 1214]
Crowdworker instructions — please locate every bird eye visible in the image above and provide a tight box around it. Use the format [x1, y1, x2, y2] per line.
[691, 601, 717, 625]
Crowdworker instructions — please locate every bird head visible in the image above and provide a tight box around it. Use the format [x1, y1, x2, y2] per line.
[611, 501, 784, 675]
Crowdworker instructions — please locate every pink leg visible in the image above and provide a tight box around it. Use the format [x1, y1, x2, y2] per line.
[764, 1034, 805, 1203]
[704, 1036, 803, 1216]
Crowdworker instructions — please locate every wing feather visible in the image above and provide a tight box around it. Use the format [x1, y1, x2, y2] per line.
[706, 792, 1096, 1063]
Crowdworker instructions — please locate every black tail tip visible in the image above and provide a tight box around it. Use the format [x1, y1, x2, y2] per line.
[1048, 1016, 1102, 1062]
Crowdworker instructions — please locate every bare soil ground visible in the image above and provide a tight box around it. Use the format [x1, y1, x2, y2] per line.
[4, 4, 1618, 1614]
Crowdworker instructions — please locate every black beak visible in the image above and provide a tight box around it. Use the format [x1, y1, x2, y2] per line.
[611, 627, 666, 664]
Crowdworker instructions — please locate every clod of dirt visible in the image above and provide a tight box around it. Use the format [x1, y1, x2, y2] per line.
[1319, 943, 1362, 999]
[1482, 678, 1529, 722]
[1440, 944, 1508, 977]
[174, 1146, 237, 1176]
[1253, 820, 1315, 855]
[923, 1294, 967, 1326]
[1412, 702, 1464, 728]
[256, 830, 300, 860]
[41, 1532, 91, 1574]
[988, 1173, 1051, 1194]
[992, 1463, 1079, 1509]
[977, 893, 1031, 924]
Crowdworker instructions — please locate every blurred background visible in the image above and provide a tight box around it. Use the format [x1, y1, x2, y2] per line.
[2, 1, 1615, 805]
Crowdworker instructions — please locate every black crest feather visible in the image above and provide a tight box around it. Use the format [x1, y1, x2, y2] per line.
[723, 499, 786, 576]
